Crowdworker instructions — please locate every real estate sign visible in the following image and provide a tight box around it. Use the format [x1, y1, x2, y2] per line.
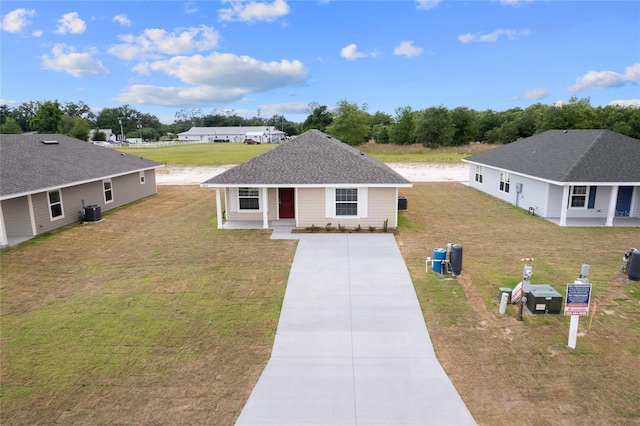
[564, 282, 592, 316]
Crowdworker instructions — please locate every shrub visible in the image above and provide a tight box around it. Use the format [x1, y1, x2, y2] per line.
[325, 222, 333, 232]
[338, 224, 346, 232]
[383, 218, 389, 232]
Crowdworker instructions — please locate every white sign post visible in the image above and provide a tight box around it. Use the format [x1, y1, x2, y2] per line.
[564, 282, 592, 349]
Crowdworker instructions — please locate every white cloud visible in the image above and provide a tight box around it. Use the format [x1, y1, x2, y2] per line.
[522, 87, 549, 100]
[114, 85, 244, 106]
[416, 0, 441, 10]
[40, 43, 110, 77]
[218, 0, 290, 23]
[340, 43, 367, 60]
[108, 25, 220, 60]
[112, 14, 131, 27]
[259, 101, 309, 116]
[458, 28, 531, 43]
[497, 0, 534, 5]
[393, 41, 424, 57]
[1, 8, 35, 33]
[54, 12, 86, 35]
[608, 99, 640, 108]
[184, 1, 199, 14]
[32, 29, 43, 38]
[117, 52, 307, 106]
[568, 63, 640, 93]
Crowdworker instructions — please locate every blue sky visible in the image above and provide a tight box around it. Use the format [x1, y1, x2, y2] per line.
[1, 0, 639, 124]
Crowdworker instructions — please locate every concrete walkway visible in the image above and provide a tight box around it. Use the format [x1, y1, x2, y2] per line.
[236, 234, 475, 425]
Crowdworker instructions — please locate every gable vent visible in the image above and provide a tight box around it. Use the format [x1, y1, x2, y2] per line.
[41, 140, 59, 145]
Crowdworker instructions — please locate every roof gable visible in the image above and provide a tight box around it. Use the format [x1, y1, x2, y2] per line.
[464, 130, 640, 183]
[202, 130, 411, 186]
[1, 134, 162, 198]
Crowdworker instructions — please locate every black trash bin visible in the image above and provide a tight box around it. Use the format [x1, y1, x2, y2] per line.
[84, 205, 102, 222]
[398, 196, 408, 211]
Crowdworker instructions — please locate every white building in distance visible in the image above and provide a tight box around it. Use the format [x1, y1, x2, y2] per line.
[177, 126, 285, 143]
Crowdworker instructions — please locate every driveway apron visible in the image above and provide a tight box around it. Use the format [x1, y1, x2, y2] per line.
[236, 234, 476, 425]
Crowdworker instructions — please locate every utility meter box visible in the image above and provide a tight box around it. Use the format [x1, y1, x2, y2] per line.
[525, 284, 563, 314]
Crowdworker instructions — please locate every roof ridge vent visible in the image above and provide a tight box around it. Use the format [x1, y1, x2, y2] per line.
[41, 140, 59, 144]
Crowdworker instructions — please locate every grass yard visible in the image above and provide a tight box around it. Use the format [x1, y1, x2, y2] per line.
[118, 140, 496, 165]
[118, 142, 277, 165]
[1, 183, 639, 425]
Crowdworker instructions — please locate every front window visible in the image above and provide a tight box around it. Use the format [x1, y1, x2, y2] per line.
[103, 180, 113, 203]
[499, 172, 510, 193]
[336, 188, 358, 216]
[570, 186, 587, 208]
[48, 190, 64, 220]
[238, 187, 260, 210]
[475, 165, 484, 183]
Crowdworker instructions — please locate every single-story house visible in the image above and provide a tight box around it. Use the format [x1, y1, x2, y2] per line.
[177, 126, 285, 143]
[0, 134, 163, 247]
[200, 129, 412, 230]
[462, 129, 640, 227]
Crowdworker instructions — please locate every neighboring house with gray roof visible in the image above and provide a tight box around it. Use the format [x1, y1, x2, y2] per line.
[201, 130, 412, 229]
[463, 129, 640, 227]
[178, 126, 285, 143]
[0, 134, 162, 247]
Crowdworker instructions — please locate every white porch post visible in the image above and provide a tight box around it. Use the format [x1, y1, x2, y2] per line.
[560, 185, 569, 227]
[262, 187, 269, 229]
[0, 202, 8, 247]
[27, 194, 37, 236]
[215, 188, 223, 229]
[606, 185, 618, 227]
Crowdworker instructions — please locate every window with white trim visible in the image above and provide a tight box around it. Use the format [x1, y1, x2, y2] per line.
[499, 172, 510, 193]
[570, 186, 587, 208]
[475, 165, 484, 183]
[139, 171, 146, 184]
[238, 187, 260, 210]
[103, 179, 113, 203]
[48, 189, 64, 220]
[336, 188, 358, 216]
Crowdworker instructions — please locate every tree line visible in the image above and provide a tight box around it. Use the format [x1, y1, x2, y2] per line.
[305, 97, 640, 146]
[1, 97, 638, 147]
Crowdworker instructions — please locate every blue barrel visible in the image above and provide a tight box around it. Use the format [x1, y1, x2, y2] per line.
[432, 248, 447, 273]
[629, 249, 640, 281]
[450, 244, 463, 276]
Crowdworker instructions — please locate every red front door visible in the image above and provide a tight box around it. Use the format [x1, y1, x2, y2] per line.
[278, 188, 295, 219]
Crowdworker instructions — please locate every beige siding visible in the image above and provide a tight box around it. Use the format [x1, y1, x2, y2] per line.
[297, 188, 326, 227]
[268, 188, 278, 221]
[297, 187, 398, 229]
[29, 170, 158, 235]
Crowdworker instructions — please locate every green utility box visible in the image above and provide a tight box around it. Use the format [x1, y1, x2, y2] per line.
[525, 284, 563, 314]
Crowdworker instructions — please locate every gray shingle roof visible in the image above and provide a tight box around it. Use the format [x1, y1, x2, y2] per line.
[463, 129, 640, 183]
[202, 129, 412, 186]
[1, 134, 162, 198]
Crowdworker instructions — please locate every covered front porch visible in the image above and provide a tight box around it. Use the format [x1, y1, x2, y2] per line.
[546, 216, 640, 227]
[221, 219, 300, 240]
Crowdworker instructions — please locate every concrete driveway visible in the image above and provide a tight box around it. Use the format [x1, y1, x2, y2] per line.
[236, 234, 475, 425]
